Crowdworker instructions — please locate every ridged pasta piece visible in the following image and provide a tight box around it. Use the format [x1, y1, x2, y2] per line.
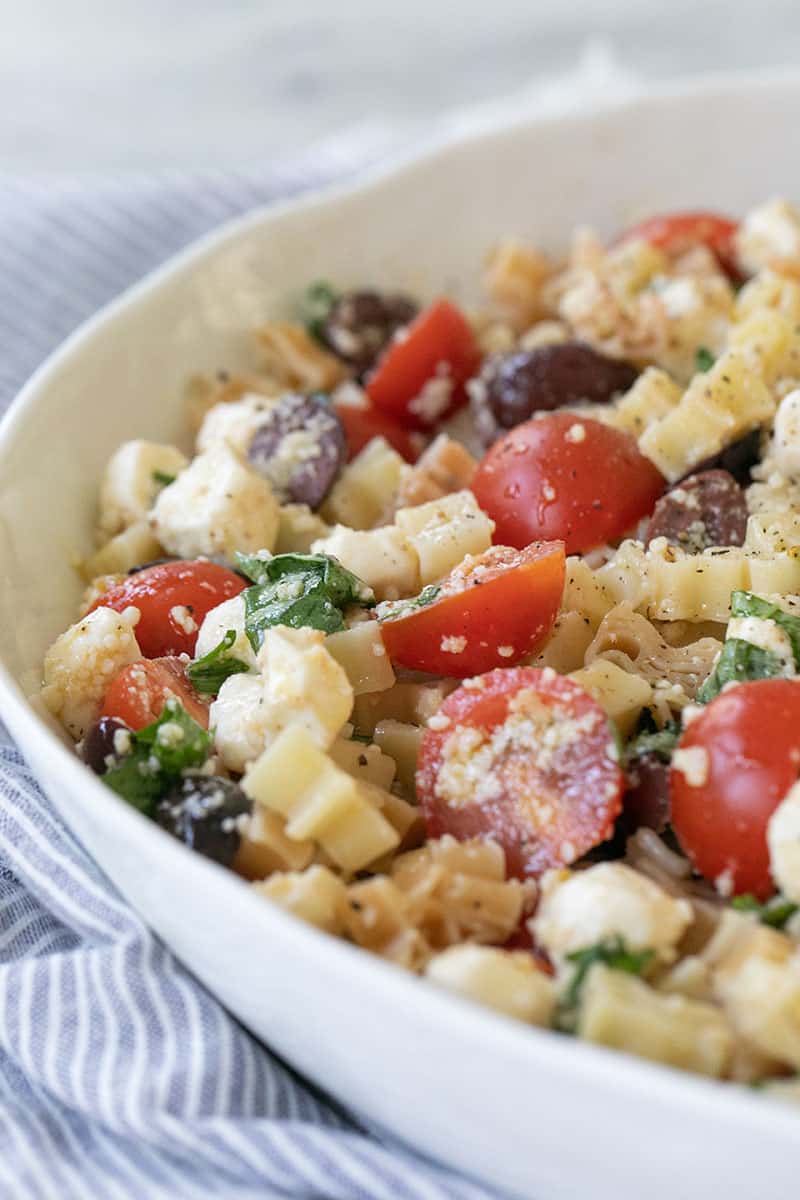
[577, 965, 734, 1078]
[326, 622, 396, 696]
[328, 738, 397, 791]
[321, 438, 409, 530]
[716, 953, 800, 1071]
[351, 680, 457, 735]
[638, 349, 774, 482]
[425, 945, 556, 1025]
[728, 308, 800, 383]
[561, 557, 621, 629]
[80, 521, 164, 580]
[343, 876, 432, 971]
[254, 865, 348, 934]
[602, 367, 682, 438]
[569, 659, 652, 736]
[394, 491, 494, 586]
[584, 603, 721, 701]
[528, 610, 596, 674]
[242, 725, 399, 874]
[255, 321, 347, 391]
[483, 239, 555, 331]
[235, 807, 315, 881]
[372, 720, 423, 796]
[183, 370, 284, 434]
[392, 434, 477, 512]
[736, 267, 800, 324]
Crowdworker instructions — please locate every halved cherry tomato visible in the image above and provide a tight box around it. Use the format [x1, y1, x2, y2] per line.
[101, 657, 210, 731]
[671, 679, 800, 899]
[89, 560, 246, 658]
[615, 210, 741, 279]
[417, 667, 623, 879]
[334, 398, 424, 462]
[472, 413, 664, 555]
[366, 298, 479, 430]
[379, 542, 565, 677]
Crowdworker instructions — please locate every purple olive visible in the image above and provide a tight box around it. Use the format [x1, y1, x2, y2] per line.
[471, 342, 639, 445]
[247, 393, 347, 509]
[322, 290, 418, 375]
[81, 717, 131, 774]
[155, 775, 252, 867]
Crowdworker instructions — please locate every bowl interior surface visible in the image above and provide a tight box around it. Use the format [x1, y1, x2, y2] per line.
[2, 74, 800, 1200]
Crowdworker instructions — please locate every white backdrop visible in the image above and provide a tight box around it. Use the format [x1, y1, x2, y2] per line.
[3, 0, 800, 171]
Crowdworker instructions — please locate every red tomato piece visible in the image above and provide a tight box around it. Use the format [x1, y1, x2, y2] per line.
[89, 560, 246, 658]
[416, 667, 623, 878]
[366, 298, 480, 430]
[101, 657, 210, 731]
[671, 679, 800, 899]
[615, 210, 741, 279]
[472, 413, 664, 555]
[379, 542, 565, 677]
[334, 398, 424, 462]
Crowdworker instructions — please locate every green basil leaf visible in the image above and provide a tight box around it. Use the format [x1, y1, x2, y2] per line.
[377, 583, 442, 622]
[697, 637, 784, 704]
[301, 280, 339, 343]
[731, 893, 799, 929]
[186, 629, 250, 693]
[152, 470, 176, 487]
[556, 936, 654, 1032]
[235, 552, 374, 651]
[695, 345, 716, 372]
[623, 721, 680, 765]
[102, 698, 212, 815]
[730, 591, 800, 666]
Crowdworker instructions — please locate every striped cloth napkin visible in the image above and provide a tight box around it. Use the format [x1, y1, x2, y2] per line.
[0, 50, 639, 1200]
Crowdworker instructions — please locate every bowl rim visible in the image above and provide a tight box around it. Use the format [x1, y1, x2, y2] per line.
[3, 65, 800, 1140]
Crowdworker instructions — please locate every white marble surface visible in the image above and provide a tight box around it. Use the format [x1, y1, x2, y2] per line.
[3, 0, 800, 172]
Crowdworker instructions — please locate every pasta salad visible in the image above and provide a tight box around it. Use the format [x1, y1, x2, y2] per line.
[41, 199, 800, 1097]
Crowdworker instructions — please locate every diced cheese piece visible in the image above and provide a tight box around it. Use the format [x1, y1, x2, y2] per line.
[534, 863, 693, 964]
[768, 780, 800, 903]
[373, 719, 423, 795]
[312, 525, 419, 601]
[529, 610, 595, 674]
[234, 808, 315, 880]
[209, 625, 352, 773]
[42, 606, 141, 739]
[569, 658, 651, 737]
[98, 440, 188, 539]
[772, 387, 800, 477]
[654, 273, 734, 384]
[243, 725, 399, 872]
[426, 945, 555, 1025]
[194, 594, 258, 671]
[578, 966, 733, 1077]
[150, 442, 279, 560]
[254, 865, 347, 934]
[395, 490, 494, 586]
[329, 738, 397, 791]
[321, 438, 409, 530]
[326, 621, 395, 695]
[736, 198, 800, 275]
[603, 366, 682, 438]
[352, 680, 457, 735]
[716, 952, 800, 1070]
[195, 392, 278, 456]
[82, 521, 163, 580]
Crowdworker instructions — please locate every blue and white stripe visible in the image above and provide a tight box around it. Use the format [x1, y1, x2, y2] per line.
[0, 164, 501, 1199]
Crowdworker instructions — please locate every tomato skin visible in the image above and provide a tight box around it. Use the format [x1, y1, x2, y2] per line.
[89, 561, 246, 658]
[101, 657, 210, 731]
[472, 413, 664, 555]
[379, 542, 565, 677]
[616, 211, 741, 279]
[366, 299, 480, 430]
[417, 667, 623, 878]
[334, 399, 424, 463]
[671, 680, 800, 899]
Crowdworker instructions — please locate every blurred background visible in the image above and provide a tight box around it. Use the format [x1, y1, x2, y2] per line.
[4, 0, 800, 173]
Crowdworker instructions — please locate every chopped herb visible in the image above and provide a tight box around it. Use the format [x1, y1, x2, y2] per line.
[102, 699, 212, 815]
[186, 629, 250, 693]
[350, 731, 372, 744]
[695, 346, 716, 373]
[301, 280, 339, 343]
[152, 470, 176, 487]
[556, 936, 654, 1032]
[236, 551, 374, 651]
[730, 591, 800, 667]
[377, 583, 441, 622]
[731, 893, 799, 929]
[623, 721, 680, 765]
[697, 638, 783, 704]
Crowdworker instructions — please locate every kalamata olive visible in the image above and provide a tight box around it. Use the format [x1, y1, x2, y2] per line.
[322, 290, 418, 375]
[620, 753, 671, 837]
[684, 427, 761, 487]
[155, 775, 252, 866]
[645, 468, 747, 551]
[471, 342, 639, 445]
[247, 393, 347, 509]
[81, 716, 132, 774]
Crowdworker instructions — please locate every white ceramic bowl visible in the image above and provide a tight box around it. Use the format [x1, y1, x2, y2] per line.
[2, 72, 800, 1200]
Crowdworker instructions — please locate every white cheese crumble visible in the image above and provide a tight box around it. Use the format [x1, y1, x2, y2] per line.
[440, 635, 467, 654]
[565, 422, 587, 444]
[672, 745, 710, 788]
[170, 605, 198, 636]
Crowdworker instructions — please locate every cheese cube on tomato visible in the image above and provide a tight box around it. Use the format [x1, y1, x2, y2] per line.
[150, 442, 279, 560]
[42, 606, 141, 739]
